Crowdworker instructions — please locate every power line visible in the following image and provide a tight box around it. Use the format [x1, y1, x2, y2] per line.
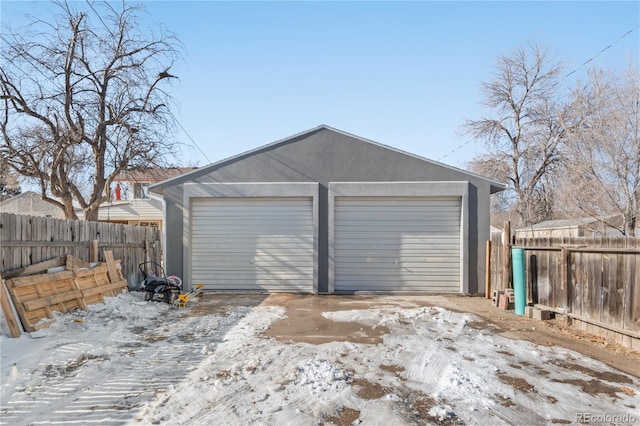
[436, 139, 474, 162]
[437, 25, 640, 163]
[175, 118, 212, 164]
[563, 24, 639, 81]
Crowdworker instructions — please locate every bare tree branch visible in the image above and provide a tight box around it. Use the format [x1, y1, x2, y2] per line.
[560, 66, 640, 236]
[0, 0, 181, 220]
[464, 43, 566, 226]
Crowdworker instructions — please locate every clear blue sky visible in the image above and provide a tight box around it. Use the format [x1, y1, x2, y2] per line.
[2, 1, 639, 169]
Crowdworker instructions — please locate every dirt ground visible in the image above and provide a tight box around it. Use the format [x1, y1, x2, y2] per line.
[180, 292, 640, 425]
[432, 295, 640, 378]
[259, 293, 640, 378]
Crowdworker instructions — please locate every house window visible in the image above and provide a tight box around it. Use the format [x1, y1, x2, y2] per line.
[133, 183, 150, 199]
[139, 221, 160, 229]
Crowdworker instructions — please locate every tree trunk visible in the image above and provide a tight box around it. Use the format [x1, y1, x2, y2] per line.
[62, 198, 78, 220]
[84, 205, 100, 222]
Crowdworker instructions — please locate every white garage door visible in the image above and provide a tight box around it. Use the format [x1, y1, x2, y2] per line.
[191, 197, 313, 291]
[334, 197, 461, 292]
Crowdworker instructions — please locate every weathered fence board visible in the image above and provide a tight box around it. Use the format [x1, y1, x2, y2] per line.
[0, 213, 162, 286]
[492, 232, 640, 345]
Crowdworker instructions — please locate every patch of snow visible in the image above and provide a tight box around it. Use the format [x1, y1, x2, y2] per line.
[1, 294, 639, 426]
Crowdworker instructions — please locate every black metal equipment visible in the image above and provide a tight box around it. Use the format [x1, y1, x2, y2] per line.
[138, 262, 182, 305]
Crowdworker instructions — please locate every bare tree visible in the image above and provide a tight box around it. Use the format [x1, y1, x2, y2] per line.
[464, 43, 569, 227]
[0, 1, 180, 220]
[560, 66, 640, 236]
[0, 155, 21, 201]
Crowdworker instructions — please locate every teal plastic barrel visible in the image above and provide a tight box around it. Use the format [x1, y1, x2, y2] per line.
[512, 248, 526, 315]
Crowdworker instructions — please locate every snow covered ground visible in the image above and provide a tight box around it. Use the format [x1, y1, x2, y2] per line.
[1, 292, 639, 425]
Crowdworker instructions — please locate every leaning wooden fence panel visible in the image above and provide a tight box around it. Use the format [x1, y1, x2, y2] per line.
[3, 252, 128, 333]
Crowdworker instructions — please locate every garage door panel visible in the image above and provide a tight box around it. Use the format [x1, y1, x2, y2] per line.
[193, 224, 312, 234]
[191, 197, 313, 291]
[193, 272, 312, 282]
[336, 273, 460, 281]
[192, 241, 314, 252]
[337, 279, 460, 287]
[191, 255, 314, 266]
[334, 197, 461, 293]
[335, 221, 460, 229]
[336, 260, 460, 267]
[190, 280, 311, 291]
[335, 247, 460, 255]
[191, 234, 313, 246]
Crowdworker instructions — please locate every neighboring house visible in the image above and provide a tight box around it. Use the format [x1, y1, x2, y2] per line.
[0, 191, 65, 219]
[151, 125, 506, 295]
[515, 214, 633, 238]
[93, 167, 197, 230]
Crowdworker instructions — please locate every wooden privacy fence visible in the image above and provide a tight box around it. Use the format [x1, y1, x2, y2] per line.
[490, 230, 640, 345]
[0, 213, 162, 287]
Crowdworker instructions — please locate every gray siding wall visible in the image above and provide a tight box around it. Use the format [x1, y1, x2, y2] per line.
[160, 128, 492, 294]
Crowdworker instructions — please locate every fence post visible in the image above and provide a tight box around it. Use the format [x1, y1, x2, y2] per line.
[90, 240, 99, 263]
[560, 246, 570, 312]
[145, 239, 151, 264]
[485, 240, 492, 299]
[502, 221, 511, 290]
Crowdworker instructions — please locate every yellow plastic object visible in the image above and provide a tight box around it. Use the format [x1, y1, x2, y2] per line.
[175, 284, 204, 308]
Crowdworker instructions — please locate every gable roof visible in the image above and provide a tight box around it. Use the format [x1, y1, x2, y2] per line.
[150, 125, 507, 195]
[0, 191, 65, 218]
[517, 214, 624, 231]
[114, 167, 198, 183]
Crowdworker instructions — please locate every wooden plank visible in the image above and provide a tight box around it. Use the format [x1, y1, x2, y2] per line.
[502, 221, 511, 290]
[612, 240, 625, 329]
[5, 279, 35, 332]
[560, 247, 569, 312]
[93, 270, 111, 286]
[0, 278, 21, 338]
[74, 264, 108, 278]
[621, 238, 636, 332]
[90, 240, 99, 263]
[10, 214, 18, 271]
[66, 255, 90, 271]
[32, 320, 56, 331]
[601, 251, 611, 325]
[485, 240, 491, 299]
[23, 289, 84, 311]
[69, 262, 88, 311]
[9, 271, 75, 288]
[104, 250, 119, 287]
[73, 261, 122, 279]
[540, 242, 552, 307]
[34, 279, 53, 319]
[81, 280, 128, 298]
[31, 217, 45, 263]
[571, 252, 587, 316]
[22, 216, 30, 276]
[1, 257, 66, 279]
